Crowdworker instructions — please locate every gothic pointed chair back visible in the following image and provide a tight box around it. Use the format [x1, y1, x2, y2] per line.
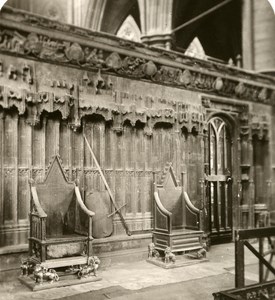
[157, 167, 183, 230]
[29, 155, 95, 268]
[153, 163, 203, 253]
[34, 156, 75, 237]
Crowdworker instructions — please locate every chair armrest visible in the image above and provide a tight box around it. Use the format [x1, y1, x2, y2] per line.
[75, 186, 95, 217]
[31, 186, 47, 217]
[183, 191, 200, 214]
[154, 191, 172, 217]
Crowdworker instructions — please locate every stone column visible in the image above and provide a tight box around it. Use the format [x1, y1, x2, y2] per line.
[138, 0, 173, 49]
[242, 0, 275, 71]
[242, 0, 254, 70]
[82, 0, 107, 30]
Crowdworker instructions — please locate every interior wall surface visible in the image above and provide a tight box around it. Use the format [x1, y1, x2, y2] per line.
[0, 6, 275, 253]
[0, 53, 205, 248]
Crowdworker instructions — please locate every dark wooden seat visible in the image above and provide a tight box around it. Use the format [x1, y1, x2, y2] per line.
[28, 155, 95, 269]
[153, 163, 204, 253]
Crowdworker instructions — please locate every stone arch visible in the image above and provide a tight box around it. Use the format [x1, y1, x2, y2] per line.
[83, 0, 140, 34]
[184, 37, 206, 60]
[117, 14, 141, 42]
[206, 111, 238, 134]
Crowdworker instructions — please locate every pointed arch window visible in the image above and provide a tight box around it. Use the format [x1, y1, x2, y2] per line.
[185, 37, 207, 60]
[117, 15, 141, 43]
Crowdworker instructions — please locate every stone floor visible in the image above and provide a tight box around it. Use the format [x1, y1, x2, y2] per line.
[0, 242, 273, 300]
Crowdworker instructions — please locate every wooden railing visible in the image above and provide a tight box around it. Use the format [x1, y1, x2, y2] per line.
[214, 227, 275, 300]
[235, 227, 275, 288]
[213, 281, 275, 300]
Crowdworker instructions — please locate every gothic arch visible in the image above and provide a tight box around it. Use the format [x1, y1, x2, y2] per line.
[117, 15, 141, 42]
[84, 0, 140, 34]
[185, 37, 206, 60]
[206, 112, 238, 137]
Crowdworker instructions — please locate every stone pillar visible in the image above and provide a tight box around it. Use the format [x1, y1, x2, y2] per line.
[138, 0, 173, 49]
[242, 0, 275, 71]
[242, 0, 254, 70]
[253, 0, 275, 71]
[82, 0, 107, 30]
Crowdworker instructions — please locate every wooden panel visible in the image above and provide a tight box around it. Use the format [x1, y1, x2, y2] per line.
[125, 171, 133, 214]
[18, 117, 31, 222]
[3, 112, 17, 224]
[0, 104, 207, 244]
[59, 121, 70, 168]
[152, 128, 162, 171]
[115, 171, 124, 213]
[130, 172, 137, 215]
[18, 118, 31, 166]
[92, 122, 102, 168]
[84, 124, 93, 168]
[136, 172, 142, 213]
[0, 112, 4, 227]
[115, 131, 123, 169]
[145, 134, 152, 170]
[18, 171, 29, 222]
[45, 117, 60, 166]
[104, 124, 112, 169]
[32, 121, 45, 168]
[37, 158, 75, 237]
[144, 174, 152, 213]
[124, 125, 134, 170]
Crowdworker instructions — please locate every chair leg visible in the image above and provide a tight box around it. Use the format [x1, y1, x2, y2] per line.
[87, 240, 93, 257]
[41, 244, 47, 262]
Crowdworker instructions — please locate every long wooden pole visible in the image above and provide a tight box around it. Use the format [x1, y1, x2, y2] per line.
[83, 134, 131, 236]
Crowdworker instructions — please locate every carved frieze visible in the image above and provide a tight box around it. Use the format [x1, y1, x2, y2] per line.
[18, 168, 29, 176]
[0, 60, 207, 133]
[4, 167, 15, 177]
[32, 168, 44, 181]
[0, 17, 275, 107]
[0, 8, 274, 136]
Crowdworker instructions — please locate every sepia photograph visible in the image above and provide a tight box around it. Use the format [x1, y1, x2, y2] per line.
[0, 0, 275, 299]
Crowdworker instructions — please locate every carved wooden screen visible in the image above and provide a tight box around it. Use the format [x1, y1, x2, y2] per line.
[206, 117, 233, 243]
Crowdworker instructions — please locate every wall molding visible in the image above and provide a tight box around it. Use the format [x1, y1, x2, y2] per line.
[0, 6, 275, 107]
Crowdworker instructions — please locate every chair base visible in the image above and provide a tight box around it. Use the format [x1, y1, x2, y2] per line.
[18, 274, 102, 291]
[153, 229, 204, 253]
[146, 255, 208, 269]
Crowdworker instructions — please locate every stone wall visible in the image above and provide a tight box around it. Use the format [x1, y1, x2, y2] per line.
[253, 0, 275, 71]
[0, 6, 275, 253]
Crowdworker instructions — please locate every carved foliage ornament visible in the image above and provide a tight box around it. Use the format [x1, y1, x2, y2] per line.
[0, 27, 274, 104]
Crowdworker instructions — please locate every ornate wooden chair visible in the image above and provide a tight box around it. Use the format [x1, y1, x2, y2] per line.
[28, 155, 95, 270]
[153, 163, 204, 253]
